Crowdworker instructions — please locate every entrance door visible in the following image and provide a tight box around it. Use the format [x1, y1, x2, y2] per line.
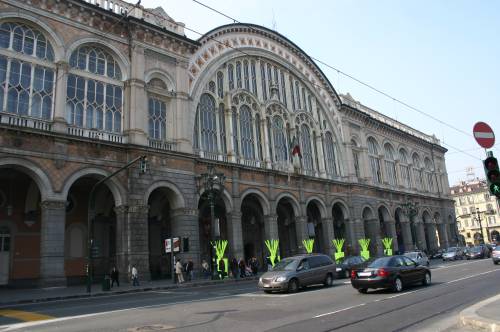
[0, 227, 10, 285]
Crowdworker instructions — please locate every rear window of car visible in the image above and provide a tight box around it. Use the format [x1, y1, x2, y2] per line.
[367, 257, 392, 268]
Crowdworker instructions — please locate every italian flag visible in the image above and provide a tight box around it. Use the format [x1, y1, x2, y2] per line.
[290, 135, 301, 170]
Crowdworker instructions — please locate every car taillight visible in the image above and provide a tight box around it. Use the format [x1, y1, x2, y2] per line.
[351, 270, 357, 279]
[377, 268, 389, 277]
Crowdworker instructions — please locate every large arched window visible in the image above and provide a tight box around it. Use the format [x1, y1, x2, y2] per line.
[399, 149, 411, 188]
[239, 105, 254, 159]
[272, 116, 287, 162]
[384, 143, 397, 186]
[424, 158, 435, 192]
[367, 137, 382, 183]
[412, 153, 423, 190]
[0, 22, 55, 119]
[197, 93, 218, 153]
[66, 45, 123, 132]
[148, 97, 166, 140]
[300, 124, 314, 174]
[351, 139, 361, 178]
[324, 132, 338, 176]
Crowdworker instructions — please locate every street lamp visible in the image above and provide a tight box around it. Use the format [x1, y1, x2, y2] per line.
[401, 198, 419, 250]
[471, 208, 487, 244]
[197, 165, 226, 280]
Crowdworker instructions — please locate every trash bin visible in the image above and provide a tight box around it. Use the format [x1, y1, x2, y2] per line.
[102, 275, 111, 291]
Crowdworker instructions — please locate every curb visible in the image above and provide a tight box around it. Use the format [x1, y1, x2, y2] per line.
[0, 277, 259, 307]
[459, 293, 500, 332]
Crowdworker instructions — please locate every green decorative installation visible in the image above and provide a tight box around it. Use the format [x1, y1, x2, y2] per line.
[302, 239, 315, 254]
[211, 240, 228, 277]
[332, 238, 345, 262]
[359, 238, 371, 260]
[382, 237, 393, 256]
[264, 239, 280, 267]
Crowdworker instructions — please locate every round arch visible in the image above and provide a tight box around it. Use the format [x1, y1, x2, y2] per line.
[196, 184, 233, 213]
[331, 199, 350, 219]
[274, 192, 300, 216]
[362, 205, 375, 220]
[145, 69, 176, 91]
[305, 196, 327, 219]
[377, 204, 392, 220]
[240, 188, 270, 216]
[0, 157, 54, 201]
[61, 168, 127, 207]
[144, 181, 186, 210]
[422, 210, 433, 224]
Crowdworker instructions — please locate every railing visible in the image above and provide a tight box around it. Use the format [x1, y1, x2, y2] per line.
[0, 112, 52, 132]
[241, 159, 260, 168]
[148, 138, 176, 151]
[67, 126, 125, 144]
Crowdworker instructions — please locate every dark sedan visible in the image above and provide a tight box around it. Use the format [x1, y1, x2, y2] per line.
[351, 255, 431, 293]
[336, 256, 367, 279]
[466, 246, 487, 259]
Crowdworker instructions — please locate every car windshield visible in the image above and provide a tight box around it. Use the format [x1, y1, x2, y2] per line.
[271, 258, 298, 271]
[367, 257, 392, 268]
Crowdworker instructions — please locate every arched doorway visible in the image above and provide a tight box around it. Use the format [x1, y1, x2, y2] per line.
[65, 176, 116, 284]
[276, 197, 298, 258]
[491, 230, 499, 243]
[0, 169, 42, 286]
[241, 195, 265, 265]
[395, 208, 405, 253]
[198, 191, 228, 265]
[306, 201, 324, 254]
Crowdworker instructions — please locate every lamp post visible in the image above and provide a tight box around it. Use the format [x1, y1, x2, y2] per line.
[401, 198, 419, 250]
[197, 165, 226, 280]
[472, 208, 487, 244]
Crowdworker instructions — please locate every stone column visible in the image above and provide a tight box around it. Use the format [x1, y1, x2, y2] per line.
[366, 218, 382, 256]
[437, 223, 449, 249]
[40, 200, 66, 286]
[401, 220, 415, 252]
[416, 222, 427, 251]
[385, 220, 399, 253]
[171, 208, 199, 264]
[114, 205, 129, 283]
[261, 117, 272, 168]
[295, 216, 308, 254]
[348, 218, 364, 254]
[264, 214, 279, 240]
[127, 204, 150, 281]
[322, 218, 335, 257]
[227, 211, 244, 261]
[52, 61, 69, 133]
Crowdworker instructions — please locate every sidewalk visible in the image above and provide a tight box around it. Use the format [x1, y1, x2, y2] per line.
[459, 293, 500, 331]
[0, 276, 259, 307]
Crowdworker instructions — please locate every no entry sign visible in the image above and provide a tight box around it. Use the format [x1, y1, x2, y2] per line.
[473, 122, 495, 149]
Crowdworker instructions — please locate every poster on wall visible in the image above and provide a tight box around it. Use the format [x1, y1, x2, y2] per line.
[164, 238, 180, 253]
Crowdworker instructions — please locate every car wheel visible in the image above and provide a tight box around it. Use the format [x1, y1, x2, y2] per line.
[358, 288, 368, 294]
[422, 272, 431, 286]
[287, 279, 299, 293]
[324, 274, 333, 287]
[392, 277, 403, 292]
[345, 270, 350, 279]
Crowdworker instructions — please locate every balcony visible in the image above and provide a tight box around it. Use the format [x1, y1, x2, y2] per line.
[67, 126, 126, 144]
[0, 112, 52, 132]
[148, 138, 176, 152]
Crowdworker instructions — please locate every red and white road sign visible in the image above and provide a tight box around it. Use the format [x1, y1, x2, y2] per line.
[473, 122, 495, 149]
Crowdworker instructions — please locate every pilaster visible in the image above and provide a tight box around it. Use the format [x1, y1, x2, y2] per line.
[40, 200, 66, 286]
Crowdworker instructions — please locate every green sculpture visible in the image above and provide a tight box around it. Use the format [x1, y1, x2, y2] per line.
[382, 237, 393, 256]
[332, 238, 345, 262]
[302, 239, 315, 254]
[211, 240, 228, 278]
[359, 238, 371, 260]
[264, 239, 280, 267]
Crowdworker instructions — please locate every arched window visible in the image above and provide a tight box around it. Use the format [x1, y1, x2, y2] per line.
[399, 149, 411, 188]
[384, 144, 397, 186]
[424, 158, 435, 192]
[412, 153, 423, 190]
[0, 22, 55, 119]
[260, 62, 267, 100]
[280, 71, 287, 107]
[232, 107, 239, 156]
[266, 63, 273, 98]
[228, 63, 234, 90]
[208, 81, 216, 93]
[272, 116, 287, 162]
[67, 45, 123, 132]
[289, 76, 295, 110]
[218, 103, 226, 154]
[216, 71, 224, 98]
[367, 137, 382, 183]
[351, 139, 361, 178]
[236, 61, 242, 89]
[273, 66, 280, 101]
[324, 132, 338, 176]
[295, 81, 301, 109]
[300, 124, 314, 174]
[239, 105, 254, 159]
[255, 113, 262, 160]
[148, 97, 166, 140]
[243, 60, 249, 91]
[197, 93, 218, 152]
[250, 60, 257, 95]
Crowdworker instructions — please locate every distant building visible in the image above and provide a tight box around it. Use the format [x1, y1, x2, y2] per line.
[450, 179, 500, 246]
[0, 0, 457, 287]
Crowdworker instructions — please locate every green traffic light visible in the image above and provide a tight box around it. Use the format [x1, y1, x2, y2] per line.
[491, 184, 500, 195]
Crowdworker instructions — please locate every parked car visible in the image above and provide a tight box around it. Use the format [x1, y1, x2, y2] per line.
[430, 249, 444, 259]
[405, 251, 430, 267]
[258, 254, 336, 293]
[466, 246, 488, 259]
[492, 246, 500, 265]
[442, 247, 465, 261]
[336, 256, 367, 278]
[351, 255, 431, 293]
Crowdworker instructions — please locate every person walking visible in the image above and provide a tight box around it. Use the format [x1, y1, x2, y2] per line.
[175, 258, 185, 284]
[230, 257, 239, 279]
[186, 260, 194, 281]
[111, 266, 119, 287]
[201, 259, 210, 279]
[131, 265, 139, 286]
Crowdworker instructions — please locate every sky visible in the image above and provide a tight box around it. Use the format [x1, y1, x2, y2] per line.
[143, 0, 500, 186]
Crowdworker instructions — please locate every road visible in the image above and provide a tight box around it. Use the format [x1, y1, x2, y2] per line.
[1, 259, 499, 331]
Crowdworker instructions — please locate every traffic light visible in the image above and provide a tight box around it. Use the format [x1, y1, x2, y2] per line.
[484, 154, 500, 197]
[139, 156, 148, 174]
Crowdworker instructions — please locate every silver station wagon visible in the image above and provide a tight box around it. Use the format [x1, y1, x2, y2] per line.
[258, 254, 336, 293]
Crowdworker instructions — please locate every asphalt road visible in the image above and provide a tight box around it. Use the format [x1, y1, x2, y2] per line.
[1, 258, 499, 332]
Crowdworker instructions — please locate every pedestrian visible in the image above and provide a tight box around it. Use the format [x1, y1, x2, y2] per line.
[131, 265, 139, 286]
[111, 266, 119, 287]
[175, 258, 185, 284]
[186, 260, 194, 281]
[218, 258, 226, 279]
[230, 257, 239, 279]
[238, 258, 246, 278]
[250, 257, 259, 275]
[201, 259, 210, 279]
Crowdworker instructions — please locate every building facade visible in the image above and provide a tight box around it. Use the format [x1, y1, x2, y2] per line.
[451, 179, 500, 246]
[0, 0, 457, 287]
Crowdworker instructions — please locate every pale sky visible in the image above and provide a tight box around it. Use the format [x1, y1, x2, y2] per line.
[144, 0, 499, 186]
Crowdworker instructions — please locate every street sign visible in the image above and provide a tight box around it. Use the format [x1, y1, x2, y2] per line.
[473, 122, 495, 148]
